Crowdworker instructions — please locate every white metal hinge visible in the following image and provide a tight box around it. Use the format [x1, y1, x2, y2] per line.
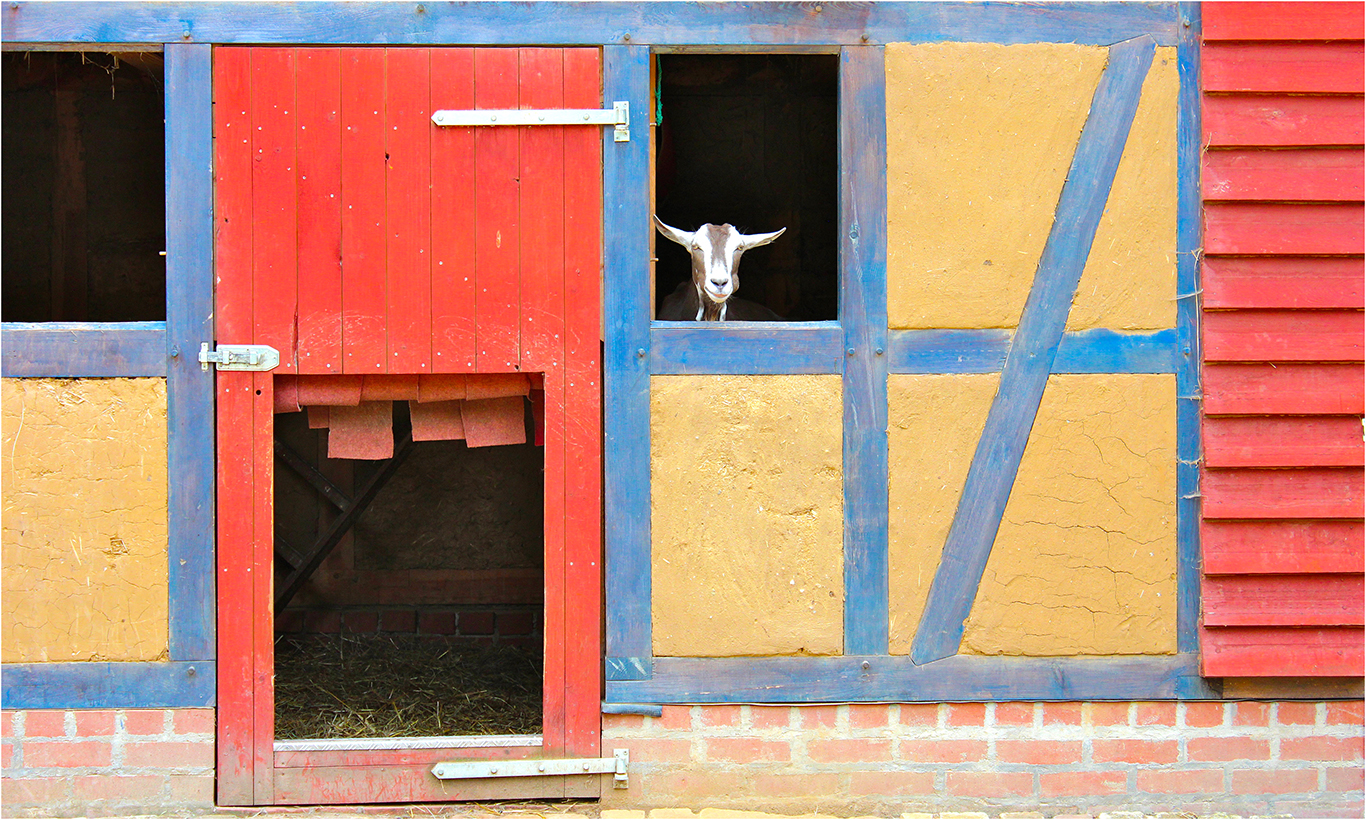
[432, 101, 631, 142]
[431, 748, 629, 788]
[199, 342, 280, 372]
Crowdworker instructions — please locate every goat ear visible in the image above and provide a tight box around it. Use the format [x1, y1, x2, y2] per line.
[738, 227, 785, 250]
[653, 215, 693, 247]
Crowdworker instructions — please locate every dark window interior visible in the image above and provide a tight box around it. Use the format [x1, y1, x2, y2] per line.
[654, 53, 839, 321]
[2, 52, 166, 323]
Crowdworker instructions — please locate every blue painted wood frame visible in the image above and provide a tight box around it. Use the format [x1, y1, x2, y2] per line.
[1, 323, 167, 377]
[3, 2, 1179, 48]
[911, 36, 1158, 665]
[887, 329, 1178, 375]
[650, 322, 843, 375]
[0, 44, 217, 710]
[1174, 1, 1202, 668]
[839, 46, 890, 657]
[607, 654, 1206, 703]
[603, 44, 654, 680]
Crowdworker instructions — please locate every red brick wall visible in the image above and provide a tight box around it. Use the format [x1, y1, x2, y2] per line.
[602, 702, 1365, 817]
[1, 709, 214, 817]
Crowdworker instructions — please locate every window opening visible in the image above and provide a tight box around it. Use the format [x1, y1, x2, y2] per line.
[2, 51, 166, 322]
[273, 399, 544, 740]
[653, 53, 838, 321]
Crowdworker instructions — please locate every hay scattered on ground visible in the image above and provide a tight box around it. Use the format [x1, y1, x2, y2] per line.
[274, 633, 542, 740]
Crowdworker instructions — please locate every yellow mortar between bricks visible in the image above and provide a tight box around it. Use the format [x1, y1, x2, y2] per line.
[1, 378, 169, 663]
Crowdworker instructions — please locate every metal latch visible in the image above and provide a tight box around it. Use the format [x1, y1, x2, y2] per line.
[199, 342, 280, 372]
[432, 101, 631, 142]
[432, 749, 629, 789]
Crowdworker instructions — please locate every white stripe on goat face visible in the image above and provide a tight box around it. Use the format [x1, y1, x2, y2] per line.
[695, 224, 741, 305]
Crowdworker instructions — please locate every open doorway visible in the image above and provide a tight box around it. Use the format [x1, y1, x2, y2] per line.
[653, 53, 839, 321]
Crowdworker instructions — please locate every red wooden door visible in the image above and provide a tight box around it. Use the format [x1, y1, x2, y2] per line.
[213, 47, 603, 805]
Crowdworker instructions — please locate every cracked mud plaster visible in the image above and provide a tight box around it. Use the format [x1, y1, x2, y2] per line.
[962, 374, 1178, 656]
[887, 374, 1000, 656]
[1069, 48, 1179, 331]
[2, 378, 169, 663]
[885, 42, 1106, 329]
[650, 375, 843, 657]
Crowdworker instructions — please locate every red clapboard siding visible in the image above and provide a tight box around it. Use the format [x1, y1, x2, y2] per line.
[1204, 362, 1365, 415]
[1203, 256, 1365, 309]
[1203, 42, 1365, 94]
[1204, 415, 1366, 468]
[1204, 202, 1365, 255]
[1204, 94, 1365, 147]
[1204, 147, 1364, 201]
[1201, 626, 1365, 677]
[1202, 309, 1365, 362]
[1203, 574, 1365, 626]
[1204, 1, 1366, 41]
[1204, 467, 1365, 519]
[1204, 519, 1366, 574]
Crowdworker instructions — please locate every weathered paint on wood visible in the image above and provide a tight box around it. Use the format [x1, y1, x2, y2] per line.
[0, 662, 214, 709]
[1203, 467, 1365, 520]
[1202, 257, 1365, 310]
[1202, 41, 1365, 94]
[0, 322, 166, 377]
[839, 45, 891, 656]
[164, 43, 218, 664]
[1201, 626, 1365, 678]
[1203, 95, 1365, 147]
[1203, 520, 1365, 575]
[1204, 148, 1364, 202]
[2, 2, 1183, 47]
[1203, 0, 1365, 41]
[1203, 309, 1364, 362]
[1204, 416, 1365, 468]
[886, 329, 1178, 375]
[650, 323, 844, 375]
[912, 36, 1156, 665]
[1203, 574, 1364, 627]
[606, 654, 1212, 703]
[1203, 363, 1365, 415]
[1204, 202, 1365, 256]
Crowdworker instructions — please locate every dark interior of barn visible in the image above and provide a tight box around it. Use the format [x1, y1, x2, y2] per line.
[272, 401, 544, 740]
[2, 51, 166, 322]
[653, 53, 839, 322]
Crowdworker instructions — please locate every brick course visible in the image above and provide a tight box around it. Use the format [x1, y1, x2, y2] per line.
[1, 708, 214, 818]
[602, 700, 1366, 817]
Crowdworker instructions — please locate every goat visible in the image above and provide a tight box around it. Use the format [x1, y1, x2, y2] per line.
[654, 216, 786, 321]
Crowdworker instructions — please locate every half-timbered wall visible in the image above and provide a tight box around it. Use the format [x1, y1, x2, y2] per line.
[1198, 0, 1366, 678]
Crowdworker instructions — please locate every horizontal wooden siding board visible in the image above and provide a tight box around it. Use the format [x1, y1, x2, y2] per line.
[1204, 202, 1365, 255]
[1203, 574, 1365, 626]
[1203, 467, 1365, 519]
[1203, 94, 1365, 147]
[1202, 309, 1365, 362]
[1200, 626, 1364, 677]
[1203, 362, 1365, 415]
[1202, 41, 1365, 94]
[1204, 147, 1365, 202]
[1203, 256, 1365, 309]
[1202, 1, 1366, 41]
[1203, 519, 1365, 574]
[1204, 415, 1366, 467]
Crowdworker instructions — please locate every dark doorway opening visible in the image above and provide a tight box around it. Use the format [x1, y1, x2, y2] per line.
[272, 401, 544, 741]
[654, 53, 839, 321]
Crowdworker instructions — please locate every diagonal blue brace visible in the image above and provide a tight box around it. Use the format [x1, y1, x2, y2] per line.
[910, 35, 1157, 665]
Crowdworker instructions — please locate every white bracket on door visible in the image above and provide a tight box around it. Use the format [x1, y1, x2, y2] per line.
[432, 101, 631, 142]
[431, 748, 629, 788]
[199, 342, 280, 372]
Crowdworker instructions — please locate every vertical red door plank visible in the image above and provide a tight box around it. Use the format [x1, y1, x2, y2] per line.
[340, 49, 389, 374]
[250, 48, 299, 371]
[386, 48, 434, 373]
[430, 48, 479, 373]
[474, 48, 522, 371]
[250, 372, 276, 803]
[540, 364, 568, 760]
[295, 48, 344, 374]
[213, 46, 256, 806]
[561, 46, 604, 762]
[518, 48, 566, 375]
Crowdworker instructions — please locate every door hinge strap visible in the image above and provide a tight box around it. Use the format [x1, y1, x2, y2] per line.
[432, 749, 629, 788]
[432, 101, 631, 142]
[199, 342, 280, 372]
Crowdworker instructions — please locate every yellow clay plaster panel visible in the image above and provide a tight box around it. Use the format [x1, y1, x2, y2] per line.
[2, 378, 169, 663]
[886, 42, 1106, 329]
[887, 374, 1000, 656]
[651, 375, 843, 657]
[962, 374, 1177, 656]
[1069, 48, 1179, 331]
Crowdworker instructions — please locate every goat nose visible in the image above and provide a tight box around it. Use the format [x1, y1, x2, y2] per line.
[710, 278, 728, 289]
